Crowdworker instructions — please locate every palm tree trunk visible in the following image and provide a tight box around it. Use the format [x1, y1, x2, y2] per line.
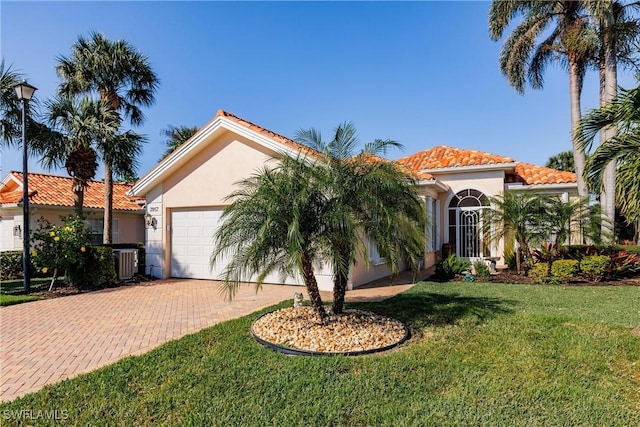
[72, 177, 84, 216]
[569, 61, 588, 196]
[600, 18, 617, 244]
[301, 257, 326, 320]
[332, 270, 348, 315]
[103, 162, 113, 244]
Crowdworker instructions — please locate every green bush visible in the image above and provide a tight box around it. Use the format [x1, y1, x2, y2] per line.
[551, 260, 579, 282]
[503, 248, 517, 270]
[473, 259, 491, 281]
[528, 263, 549, 284]
[32, 215, 94, 287]
[0, 251, 23, 280]
[580, 255, 611, 281]
[79, 246, 117, 288]
[435, 255, 471, 280]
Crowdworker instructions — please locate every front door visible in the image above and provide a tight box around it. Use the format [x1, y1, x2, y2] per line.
[458, 208, 482, 259]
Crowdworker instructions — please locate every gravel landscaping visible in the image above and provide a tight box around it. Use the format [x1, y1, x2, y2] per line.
[251, 306, 409, 354]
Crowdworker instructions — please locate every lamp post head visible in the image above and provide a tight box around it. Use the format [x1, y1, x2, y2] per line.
[14, 80, 37, 101]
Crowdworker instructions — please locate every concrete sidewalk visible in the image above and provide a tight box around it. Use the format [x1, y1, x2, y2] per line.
[0, 279, 413, 402]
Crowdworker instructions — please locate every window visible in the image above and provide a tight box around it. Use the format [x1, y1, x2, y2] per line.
[84, 218, 119, 244]
[368, 239, 385, 265]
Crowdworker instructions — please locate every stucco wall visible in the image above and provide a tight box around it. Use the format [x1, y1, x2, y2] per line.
[0, 206, 143, 251]
[162, 131, 277, 207]
[435, 169, 506, 263]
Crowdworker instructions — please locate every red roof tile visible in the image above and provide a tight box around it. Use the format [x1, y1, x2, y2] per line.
[215, 110, 319, 158]
[396, 145, 514, 170]
[396, 145, 576, 185]
[1, 172, 143, 211]
[509, 163, 577, 185]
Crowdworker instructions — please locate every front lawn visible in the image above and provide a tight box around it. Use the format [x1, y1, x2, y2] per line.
[1, 282, 638, 426]
[0, 278, 53, 306]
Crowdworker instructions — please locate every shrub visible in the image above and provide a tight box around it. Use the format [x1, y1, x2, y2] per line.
[472, 259, 491, 281]
[528, 264, 549, 284]
[606, 250, 640, 278]
[434, 255, 471, 280]
[551, 260, 579, 282]
[0, 251, 24, 280]
[580, 255, 610, 281]
[503, 248, 517, 270]
[79, 246, 117, 288]
[31, 215, 94, 287]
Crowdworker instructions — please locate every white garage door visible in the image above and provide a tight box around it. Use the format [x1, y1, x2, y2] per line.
[170, 208, 302, 285]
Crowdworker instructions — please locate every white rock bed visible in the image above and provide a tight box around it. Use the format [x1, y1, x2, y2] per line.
[251, 307, 408, 354]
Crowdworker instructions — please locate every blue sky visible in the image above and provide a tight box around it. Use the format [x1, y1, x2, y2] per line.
[1, 1, 637, 179]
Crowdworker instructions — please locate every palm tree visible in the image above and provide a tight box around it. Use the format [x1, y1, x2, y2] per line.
[211, 153, 330, 320]
[489, 1, 596, 197]
[585, 0, 640, 241]
[0, 59, 23, 145]
[296, 122, 425, 314]
[482, 191, 549, 273]
[541, 195, 600, 273]
[159, 125, 198, 161]
[545, 150, 576, 172]
[56, 32, 158, 243]
[578, 81, 640, 226]
[38, 95, 119, 215]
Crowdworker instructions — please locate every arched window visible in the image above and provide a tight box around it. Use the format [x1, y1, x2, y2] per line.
[447, 189, 489, 258]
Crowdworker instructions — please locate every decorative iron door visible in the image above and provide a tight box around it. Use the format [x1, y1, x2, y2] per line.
[458, 209, 481, 258]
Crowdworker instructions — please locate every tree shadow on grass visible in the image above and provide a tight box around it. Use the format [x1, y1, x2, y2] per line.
[353, 292, 517, 329]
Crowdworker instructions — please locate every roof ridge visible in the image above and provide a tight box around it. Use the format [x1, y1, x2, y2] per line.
[11, 171, 134, 188]
[215, 109, 319, 157]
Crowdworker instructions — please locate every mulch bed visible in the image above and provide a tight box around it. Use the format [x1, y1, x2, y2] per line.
[475, 270, 640, 286]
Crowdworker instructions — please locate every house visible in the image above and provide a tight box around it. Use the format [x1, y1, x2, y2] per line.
[129, 110, 577, 290]
[0, 172, 145, 251]
[396, 146, 578, 268]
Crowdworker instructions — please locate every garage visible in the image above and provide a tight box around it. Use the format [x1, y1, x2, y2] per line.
[170, 207, 302, 285]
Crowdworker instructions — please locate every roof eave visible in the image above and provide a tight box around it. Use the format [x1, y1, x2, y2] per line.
[420, 162, 517, 175]
[417, 179, 449, 192]
[505, 182, 578, 191]
[129, 115, 308, 197]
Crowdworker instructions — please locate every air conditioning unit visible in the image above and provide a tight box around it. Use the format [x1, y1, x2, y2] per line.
[113, 249, 138, 280]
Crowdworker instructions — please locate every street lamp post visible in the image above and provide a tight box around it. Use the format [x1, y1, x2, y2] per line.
[14, 81, 37, 294]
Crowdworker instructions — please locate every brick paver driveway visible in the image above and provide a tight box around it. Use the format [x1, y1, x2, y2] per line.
[0, 279, 413, 402]
[0, 280, 307, 402]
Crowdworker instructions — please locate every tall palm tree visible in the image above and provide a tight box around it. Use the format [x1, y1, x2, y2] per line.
[578, 81, 640, 226]
[585, 0, 640, 241]
[159, 125, 198, 161]
[0, 59, 23, 145]
[296, 122, 425, 314]
[545, 150, 576, 172]
[56, 32, 158, 243]
[482, 191, 549, 273]
[38, 95, 119, 215]
[212, 153, 330, 319]
[489, 1, 596, 197]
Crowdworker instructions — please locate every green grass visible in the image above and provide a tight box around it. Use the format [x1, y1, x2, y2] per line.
[0, 278, 54, 306]
[1, 282, 638, 426]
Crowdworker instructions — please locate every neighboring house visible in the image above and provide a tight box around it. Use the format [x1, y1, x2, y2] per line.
[0, 172, 145, 251]
[129, 110, 577, 290]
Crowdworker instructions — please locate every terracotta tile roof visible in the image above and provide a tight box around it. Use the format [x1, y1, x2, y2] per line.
[215, 110, 319, 158]
[508, 163, 577, 185]
[396, 145, 514, 171]
[396, 145, 576, 185]
[1, 172, 144, 211]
